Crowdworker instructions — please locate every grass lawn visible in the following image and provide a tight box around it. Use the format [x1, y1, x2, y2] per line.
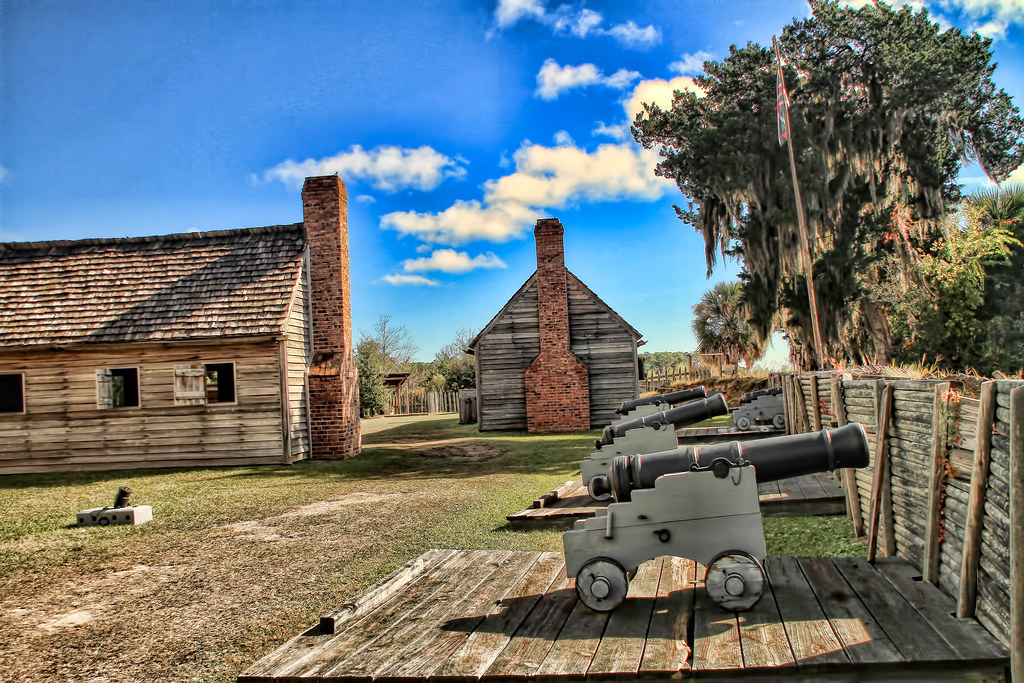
[0, 415, 863, 682]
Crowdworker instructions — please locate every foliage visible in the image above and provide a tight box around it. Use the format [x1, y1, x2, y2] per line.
[355, 338, 390, 416]
[633, 0, 1024, 368]
[691, 281, 767, 366]
[970, 183, 1024, 373]
[640, 350, 694, 373]
[360, 313, 417, 377]
[870, 209, 1018, 369]
[431, 327, 477, 391]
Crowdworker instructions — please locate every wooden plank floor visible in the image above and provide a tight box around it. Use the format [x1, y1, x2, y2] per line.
[507, 471, 846, 530]
[238, 550, 1008, 682]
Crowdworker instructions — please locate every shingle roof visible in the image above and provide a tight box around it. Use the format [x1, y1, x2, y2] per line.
[0, 225, 305, 348]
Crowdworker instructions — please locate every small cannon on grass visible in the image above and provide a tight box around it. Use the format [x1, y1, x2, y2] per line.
[564, 423, 870, 613]
[580, 394, 730, 493]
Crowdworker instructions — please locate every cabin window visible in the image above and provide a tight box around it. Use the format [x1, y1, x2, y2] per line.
[97, 368, 140, 409]
[174, 362, 236, 405]
[0, 374, 25, 413]
[205, 363, 235, 403]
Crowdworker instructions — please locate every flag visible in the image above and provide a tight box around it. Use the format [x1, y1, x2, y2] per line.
[775, 41, 791, 146]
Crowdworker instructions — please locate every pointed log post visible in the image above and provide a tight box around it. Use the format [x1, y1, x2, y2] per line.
[959, 381, 996, 618]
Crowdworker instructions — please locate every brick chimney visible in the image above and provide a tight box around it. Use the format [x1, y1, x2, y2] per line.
[524, 218, 590, 433]
[303, 175, 360, 458]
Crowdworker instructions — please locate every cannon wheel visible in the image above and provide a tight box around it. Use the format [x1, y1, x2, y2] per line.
[773, 413, 786, 429]
[704, 551, 765, 612]
[735, 415, 751, 430]
[576, 558, 629, 612]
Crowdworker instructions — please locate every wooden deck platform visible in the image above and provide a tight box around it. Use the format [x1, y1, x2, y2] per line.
[239, 549, 1008, 682]
[507, 472, 846, 530]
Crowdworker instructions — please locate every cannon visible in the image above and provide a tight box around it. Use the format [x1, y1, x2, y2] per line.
[734, 389, 785, 431]
[598, 394, 729, 448]
[580, 394, 730, 491]
[613, 387, 707, 420]
[740, 387, 782, 404]
[564, 423, 870, 613]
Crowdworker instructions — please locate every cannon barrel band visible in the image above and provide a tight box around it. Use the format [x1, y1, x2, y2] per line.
[591, 423, 870, 502]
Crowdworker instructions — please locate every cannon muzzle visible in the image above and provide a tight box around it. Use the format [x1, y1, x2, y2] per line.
[597, 394, 729, 448]
[589, 423, 870, 501]
[615, 386, 707, 415]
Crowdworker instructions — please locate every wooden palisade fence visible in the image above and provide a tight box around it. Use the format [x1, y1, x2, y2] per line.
[776, 371, 1023, 677]
[388, 388, 459, 416]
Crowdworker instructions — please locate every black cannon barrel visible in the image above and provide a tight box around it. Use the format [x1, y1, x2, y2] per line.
[598, 394, 729, 447]
[615, 386, 707, 415]
[591, 423, 870, 501]
[740, 387, 782, 404]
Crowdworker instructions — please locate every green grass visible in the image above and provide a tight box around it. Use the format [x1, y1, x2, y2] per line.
[0, 415, 862, 682]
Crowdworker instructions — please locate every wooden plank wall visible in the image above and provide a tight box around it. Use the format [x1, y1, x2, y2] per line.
[475, 277, 639, 431]
[566, 279, 638, 428]
[783, 372, 1023, 661]
[284, 262, 311, 461]
[475, 281, 539, 431]
[0, 340, 286, 474]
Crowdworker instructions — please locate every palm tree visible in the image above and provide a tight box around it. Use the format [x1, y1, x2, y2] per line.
[691, 282, 767, 368]
[967, 183, 1024, 372]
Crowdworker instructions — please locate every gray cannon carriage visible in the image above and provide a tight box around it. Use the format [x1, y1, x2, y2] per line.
[733, 387, 785, 430]
[579, 394, 730, 493]
[564, 423, 870, 613]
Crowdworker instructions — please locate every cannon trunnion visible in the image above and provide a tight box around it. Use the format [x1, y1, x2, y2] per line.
[564, 424, 871, 613]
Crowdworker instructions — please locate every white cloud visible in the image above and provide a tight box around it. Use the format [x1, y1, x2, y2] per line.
[401, 249, 507, 274]
[592, 121, 630, 141]
[380, 140, 673, 246]
[625, 76, 704, 123]
[556, 7, 603, 37]
[0, 166, 9, 183]
[669, 50, 714, 76]
[492, 1, 661, 48]
[356, 194, 376, 203]
[970, 18, 1008, 37]
[941, 0, 1024, 27]
[553, 130, 575, 146]
[605, 20, 661, 47]
[494, 0, 545, 28]
[1007, 162, 1024, 184]
[380, 199, 540, 245]
[535, 59, 641, 100]
[382, 273, 440, 286]
[485, 142, 671, 208]
[263, 144, 467, 192]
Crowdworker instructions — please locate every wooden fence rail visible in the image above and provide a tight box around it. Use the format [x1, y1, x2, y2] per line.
[780, 371, 1023, 679]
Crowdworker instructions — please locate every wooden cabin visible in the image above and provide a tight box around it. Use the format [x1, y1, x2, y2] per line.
[468, 218, 643, 432]
[0, 175, 360, 475]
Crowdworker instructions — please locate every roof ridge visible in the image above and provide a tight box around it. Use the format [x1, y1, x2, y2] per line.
[0, 223, 304, 252]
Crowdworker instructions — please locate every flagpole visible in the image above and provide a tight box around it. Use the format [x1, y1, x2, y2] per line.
[774, 36, 825, 369]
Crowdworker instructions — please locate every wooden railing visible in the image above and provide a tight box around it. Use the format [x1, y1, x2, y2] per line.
[779, 370, 1023, 675]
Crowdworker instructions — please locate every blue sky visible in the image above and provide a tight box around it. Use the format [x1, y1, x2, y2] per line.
[2, 0, 1023, 365]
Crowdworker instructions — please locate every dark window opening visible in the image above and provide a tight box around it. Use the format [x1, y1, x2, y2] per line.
[111, 368, 139, 408]
[0, 374, 25, 413]
[205, 363, 235, 403]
